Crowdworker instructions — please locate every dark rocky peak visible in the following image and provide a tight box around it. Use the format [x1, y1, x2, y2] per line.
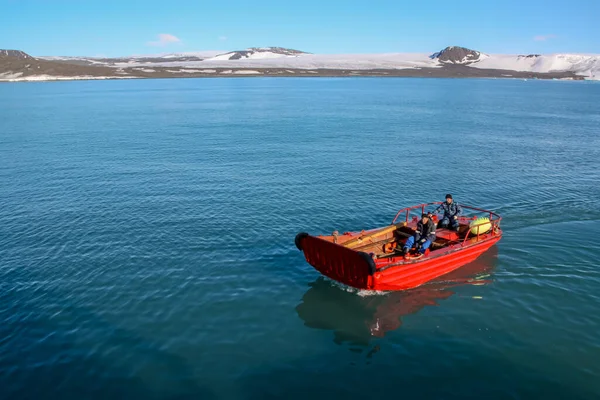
[251, 47, 307, 55]
[518, 54, 541, 58]
[430, 46, 483, 64]
[0, 50, 34, 59]
[225, 49, 254, 60]
[215, 47, 308, 60]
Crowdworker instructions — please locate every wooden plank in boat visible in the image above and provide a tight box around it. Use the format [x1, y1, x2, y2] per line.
[342, 222, 407, 249]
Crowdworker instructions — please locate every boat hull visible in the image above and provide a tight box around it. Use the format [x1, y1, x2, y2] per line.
[297, 232, 500, 291]
[371, 236, 500, 291]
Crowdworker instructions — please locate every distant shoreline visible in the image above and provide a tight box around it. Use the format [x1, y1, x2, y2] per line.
[0, 66, 587, 83]
[2, 46, 597, 83]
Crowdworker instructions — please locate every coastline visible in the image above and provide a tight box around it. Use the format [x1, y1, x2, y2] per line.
[2, 46, 598, 83]
[0, 66, 589, 83]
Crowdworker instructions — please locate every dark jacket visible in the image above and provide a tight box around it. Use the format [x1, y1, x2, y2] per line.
[415, 219, 436, 242]
[434, 201, 462, 219]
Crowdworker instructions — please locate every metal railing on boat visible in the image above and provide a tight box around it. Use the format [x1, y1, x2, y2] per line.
[391, 202, 502, 246]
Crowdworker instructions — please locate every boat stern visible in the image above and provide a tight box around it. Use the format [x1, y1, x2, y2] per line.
[295, 232, 375, 290]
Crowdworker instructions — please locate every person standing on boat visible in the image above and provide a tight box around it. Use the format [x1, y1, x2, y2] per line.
[403, 213, 436, 256]
[432, 194, 462, 231]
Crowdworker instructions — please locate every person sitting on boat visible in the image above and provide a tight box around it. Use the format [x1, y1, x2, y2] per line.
[431, 194, 462, 231]
[402, 213, 436, 256]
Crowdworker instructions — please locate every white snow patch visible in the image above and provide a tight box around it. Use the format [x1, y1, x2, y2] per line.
[243, 51, 291, 60]
[0, 71, 24, 79]
[165, 69, 217, 73]
[134, 68, 156, 73]
[184, 69, 216, 73]
[220, 70, 232, 74]
[233, 70, 261, 74]
[0, 75, 140, 82]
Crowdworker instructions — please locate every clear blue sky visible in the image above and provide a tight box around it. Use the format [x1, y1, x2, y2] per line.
[3, 0, 599, 56]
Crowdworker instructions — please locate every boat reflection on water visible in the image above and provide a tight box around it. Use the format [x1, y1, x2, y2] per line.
[295, 246, 498, 346]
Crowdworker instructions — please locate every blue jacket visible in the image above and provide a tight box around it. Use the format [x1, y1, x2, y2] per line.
[433, 201, 462, 219]
[415, 219, 436, 242]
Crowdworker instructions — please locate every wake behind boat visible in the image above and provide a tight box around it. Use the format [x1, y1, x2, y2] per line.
[295, 202, 502, 291]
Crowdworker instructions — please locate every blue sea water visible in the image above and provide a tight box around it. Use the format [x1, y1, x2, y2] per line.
[1, 77, 600, 399]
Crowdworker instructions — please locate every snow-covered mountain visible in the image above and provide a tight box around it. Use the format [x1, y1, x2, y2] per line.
[426, 46, 599, 79]
[207, 47, 308, 61]
[427, 46, 598, 79]
[473, 53, 600, 80]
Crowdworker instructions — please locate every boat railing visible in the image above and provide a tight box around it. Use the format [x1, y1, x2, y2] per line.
[391, 202, 502, 246]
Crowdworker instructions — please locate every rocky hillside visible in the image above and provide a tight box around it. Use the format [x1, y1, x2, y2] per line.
[0, 50, 34, 59]
[0, 49, 120, 80]
[430, 46, 486, 64]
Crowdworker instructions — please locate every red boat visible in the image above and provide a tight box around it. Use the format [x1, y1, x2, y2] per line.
[295, 202, 502, 291]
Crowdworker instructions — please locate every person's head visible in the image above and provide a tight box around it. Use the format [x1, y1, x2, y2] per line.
[421, 213, 430, 222]
[445, 194, 453, 204]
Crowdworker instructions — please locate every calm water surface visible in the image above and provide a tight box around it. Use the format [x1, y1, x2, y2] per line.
[1, 78, 600, 399]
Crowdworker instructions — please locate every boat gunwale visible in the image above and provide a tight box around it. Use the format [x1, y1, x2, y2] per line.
[375, 232, 502, 272]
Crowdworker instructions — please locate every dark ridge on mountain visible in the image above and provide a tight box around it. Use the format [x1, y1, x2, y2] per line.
[215, 47, 308, 60]
[0, 50, 34, 59]
[430, 46, 484, 64]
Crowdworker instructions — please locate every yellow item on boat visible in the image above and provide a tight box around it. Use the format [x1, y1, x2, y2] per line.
[469, 216, 492, 235]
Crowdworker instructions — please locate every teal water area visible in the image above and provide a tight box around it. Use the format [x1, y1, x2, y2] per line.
[1, 78, 600, 399]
